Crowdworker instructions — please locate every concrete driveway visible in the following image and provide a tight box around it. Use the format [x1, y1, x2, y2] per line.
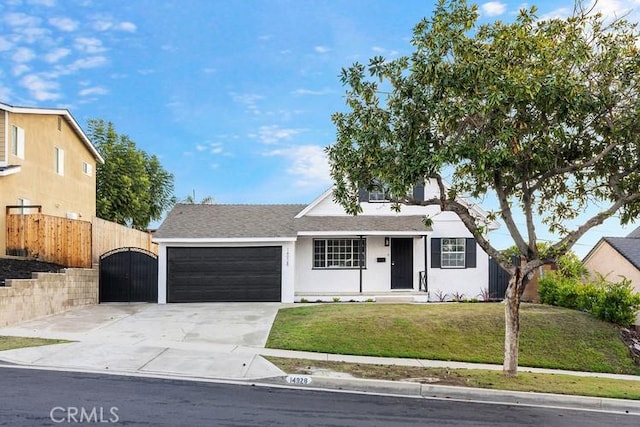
[0, 303, 287, 380]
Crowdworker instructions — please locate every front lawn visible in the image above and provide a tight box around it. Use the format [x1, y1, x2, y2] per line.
[0, 336, 67, 352]
[266, 303, 640, 375]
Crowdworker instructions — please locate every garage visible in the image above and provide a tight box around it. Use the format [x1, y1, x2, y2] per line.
[166, 246, 282, 303]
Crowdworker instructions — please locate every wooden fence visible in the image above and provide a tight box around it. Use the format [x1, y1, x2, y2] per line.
[6, 214, 157, 268]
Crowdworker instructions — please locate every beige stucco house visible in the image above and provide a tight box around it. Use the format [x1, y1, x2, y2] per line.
[0, 101, 104, 255]
[583, 227, 640, 326]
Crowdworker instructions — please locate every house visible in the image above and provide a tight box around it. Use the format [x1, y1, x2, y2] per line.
[583, 227, 640, 288]
[153, 180, 500, 303]
[0, 101, 104, 255]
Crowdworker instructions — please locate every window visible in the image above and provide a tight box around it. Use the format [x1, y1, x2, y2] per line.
[17, 198, 30, 215]
[11, 125, 25, 159]
[368, 180, 389, 202]
[441, 238, 466, 268]
[54, 147, 64, 175]
[82, 161, 93, 176]
[313, 239, 366, 268]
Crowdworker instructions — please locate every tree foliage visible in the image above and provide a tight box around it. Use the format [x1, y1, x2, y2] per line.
[87, 119, 176, 229]
[327, 0, 640, 375]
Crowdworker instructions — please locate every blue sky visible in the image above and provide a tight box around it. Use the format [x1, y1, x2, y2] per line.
[1, 0, 639, 256]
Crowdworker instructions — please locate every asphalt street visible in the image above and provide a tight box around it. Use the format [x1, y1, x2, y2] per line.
[1, 366, 638, 427]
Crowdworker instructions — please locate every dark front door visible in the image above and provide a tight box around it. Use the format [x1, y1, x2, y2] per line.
[100, 247, 158, 303]
[391, 238, 413, 289]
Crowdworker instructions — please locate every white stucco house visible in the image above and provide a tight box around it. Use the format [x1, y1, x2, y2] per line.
[153, 180, 500, 303]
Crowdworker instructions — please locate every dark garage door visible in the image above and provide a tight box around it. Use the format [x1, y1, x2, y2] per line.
[167, 246, 282, 302]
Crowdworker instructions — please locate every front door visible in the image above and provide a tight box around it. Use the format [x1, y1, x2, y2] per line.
[391, 238, 413, 289]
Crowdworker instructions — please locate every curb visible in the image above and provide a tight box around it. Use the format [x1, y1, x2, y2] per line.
[275, 375, 640, 415]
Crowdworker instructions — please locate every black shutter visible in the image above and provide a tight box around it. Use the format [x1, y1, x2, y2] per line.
[431, 237, 441, 268]
[412, 181, 425, 202]
[465, 238, 476, 268]
[358, 188, 369, 203]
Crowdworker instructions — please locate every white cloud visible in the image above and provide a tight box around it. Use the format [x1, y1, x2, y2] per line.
[292, 88, 332, 96]
[44, 47, 71, 63]
[49, 16, 78, 31]
[74, 37, 106, 53]
[264, 145, 331, 189]
[79, 86, 108, 96]
[196, 142, 226, 155]
[588, 0, 640, 22]
[12, 64, 30, 76]
[314, 45, 330, 53]
[539, 7, 573, 20]
[12, 47, 36, 63]
[20, 74, 60, 101]
[371, 46, 400, 57]
[116, 21, 137, 32]
[92, 19, 137, 32]
[481, 1, 507, 17]
[4, 12, 41, 28]
[231, 92, 264, 114]
[27, 0, 55, 6]
[250, 125, 304, 144]
[0, 37, 14, 51]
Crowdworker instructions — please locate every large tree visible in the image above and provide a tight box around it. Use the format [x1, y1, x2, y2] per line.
[87, 119, 176, 229]
[327, 0, 640, 376]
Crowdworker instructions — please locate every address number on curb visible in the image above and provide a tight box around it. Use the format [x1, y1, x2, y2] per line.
[285, 375, 312, 385]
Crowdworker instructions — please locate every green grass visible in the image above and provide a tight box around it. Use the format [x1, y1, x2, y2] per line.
[266, 303, 640, 375]
[0, 336, 67, 351]
[267, 357, 640, 400]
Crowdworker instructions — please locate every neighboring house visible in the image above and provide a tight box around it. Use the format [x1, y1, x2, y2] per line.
[0, 101, 104, 255]
[583, 227, 640, 288]
[153, 180, 500, 303]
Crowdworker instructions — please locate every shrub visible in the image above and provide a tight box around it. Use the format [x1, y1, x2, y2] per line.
[540, 272, 640, 327]
[590, 277, 640, 326]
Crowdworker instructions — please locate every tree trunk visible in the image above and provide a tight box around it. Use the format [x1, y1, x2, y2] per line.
[503, 267, 523, 377]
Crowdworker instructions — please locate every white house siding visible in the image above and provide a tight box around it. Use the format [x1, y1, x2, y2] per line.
[156, 240, 295, 304]
[294, 236, 427, 294]
[426, 216, 490, 300]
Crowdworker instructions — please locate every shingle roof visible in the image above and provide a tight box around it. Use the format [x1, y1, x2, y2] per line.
[154, 204, 431, 240]
[295, 215, 430, 233]
[626, 226, 640, 239]
[154, 204, 306, 239]
[603, 237, 640, 271]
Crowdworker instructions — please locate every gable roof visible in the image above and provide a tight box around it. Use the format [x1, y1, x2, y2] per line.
[602, 237, 640, 271]
[626, 226, 640, 239]
[0, 101, 104, 164]
[154, 203, 432, 240]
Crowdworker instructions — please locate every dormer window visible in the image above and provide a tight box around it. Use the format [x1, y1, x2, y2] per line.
[368, 179, 389, 202]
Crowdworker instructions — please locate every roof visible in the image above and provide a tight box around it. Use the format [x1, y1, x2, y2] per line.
[154, 204, 432, 240]
[154, 204, 306, 239]
[0, 101, 104, 164]
[602, 237, 640, 271]
[626, 226, 640, 239]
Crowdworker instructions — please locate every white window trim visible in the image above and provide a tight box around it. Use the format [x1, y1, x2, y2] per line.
[313, 238, 366, 269]
[55, 146, 64, 176]
[11, 125, 25, 159]
[441, 237, 466, 269]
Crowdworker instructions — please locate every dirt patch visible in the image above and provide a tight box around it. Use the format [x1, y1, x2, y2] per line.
[0, 258, 65, 286]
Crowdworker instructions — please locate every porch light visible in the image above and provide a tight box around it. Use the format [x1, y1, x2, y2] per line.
[384, 237, 390, 246]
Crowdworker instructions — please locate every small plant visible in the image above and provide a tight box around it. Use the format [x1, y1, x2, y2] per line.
[433, 289, 448, 302]
[333, 296, 341, 303]
[479, 287, 491, 301]
[365, 298, 374, 303]
[451, 292, 465, 302]
[300, 298, 309, 303]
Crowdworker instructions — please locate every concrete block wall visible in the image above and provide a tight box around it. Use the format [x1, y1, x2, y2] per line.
[0, 268, 98, 327]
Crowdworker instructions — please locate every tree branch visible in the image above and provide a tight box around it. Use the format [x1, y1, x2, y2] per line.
[494, 170, 530, 256]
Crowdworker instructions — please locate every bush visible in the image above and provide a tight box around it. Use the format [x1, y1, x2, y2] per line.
[539, 272, 640, 327]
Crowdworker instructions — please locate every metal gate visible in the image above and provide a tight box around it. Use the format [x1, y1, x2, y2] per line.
[488, 256, 519, 301]
[99, 247, 158, 303]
